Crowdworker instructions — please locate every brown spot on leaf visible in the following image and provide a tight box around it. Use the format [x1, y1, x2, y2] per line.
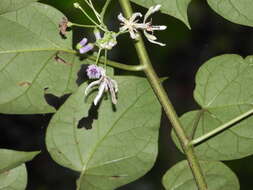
[54, 53, 72, 66]
[4, 170, 10, 175]
[109, 176, 120, 179]
[18, 81, 31, 87]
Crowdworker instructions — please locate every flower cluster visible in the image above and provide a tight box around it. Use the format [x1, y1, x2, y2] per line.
[76, 30, 118, 54]
[58, 2, 167, 106]
[118, 5, 167, 46]
[85, 65, 118, 105]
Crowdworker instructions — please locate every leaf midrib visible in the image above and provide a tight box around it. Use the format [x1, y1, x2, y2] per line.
[77, 85, 152, 188]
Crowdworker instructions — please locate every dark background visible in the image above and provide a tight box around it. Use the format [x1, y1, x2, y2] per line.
[1, 0, 253, 189]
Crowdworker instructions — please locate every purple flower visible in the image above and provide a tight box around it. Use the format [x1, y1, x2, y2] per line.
[85, 66, 118, 105]
[86, 64, 105, 79]
[77, 38, 94, 54]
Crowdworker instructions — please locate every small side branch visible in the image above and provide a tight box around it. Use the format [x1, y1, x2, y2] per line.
[189, 108, 253, 146]
[87, 55, 145, 71]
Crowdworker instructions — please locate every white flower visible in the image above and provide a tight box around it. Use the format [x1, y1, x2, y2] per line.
[141, 5, 167, 46]
[85, 66, 118, 105]
[118, 12, 143, 39]
[118, 5, 167, 46]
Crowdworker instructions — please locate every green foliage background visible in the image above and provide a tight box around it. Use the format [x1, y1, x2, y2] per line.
[0, 0, 253, 189]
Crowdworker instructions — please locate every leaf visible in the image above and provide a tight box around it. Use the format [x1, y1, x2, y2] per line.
[0, 149, 40, 190]
[0, 149, 40, 173]
[0, 164, 27, 190]
[0, 2, 90, 114]
[162, 160, 239, 190]
[172, 54, 253, 160]
[130, 0, 191, 28]
[0, 0, 37, 15]
[46, 75, 161, 190]
[207, 0, 253, 27]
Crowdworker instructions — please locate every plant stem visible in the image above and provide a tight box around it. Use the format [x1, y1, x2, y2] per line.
[101, 0, 112, 21]
[87, 55, 145, 71]
[70, 22, 97, 28]
[118, 1, 208, 189]
[74, 3, 105, 31]
[190, 108, 253, 146]
[190, 110, 204, 140]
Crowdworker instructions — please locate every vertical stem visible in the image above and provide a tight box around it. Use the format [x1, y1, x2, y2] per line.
[118, 1, 207, 189]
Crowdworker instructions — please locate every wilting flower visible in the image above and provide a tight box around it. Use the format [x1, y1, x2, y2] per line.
[86, 64, 103, 79]
[141, 5, 167, 46]
[59, 17, 69, 36]
[118, 12, 143, 39]
[85, 65, 118, 105]
[76, 38, 94, 54]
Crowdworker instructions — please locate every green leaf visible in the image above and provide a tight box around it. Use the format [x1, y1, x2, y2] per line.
[172, 54, 253, 160]
[0, 0, 37, 15]
[0, 149, 40, 173]
[207, 0, 253, 27]
[46, 75, 161, 190]
[162, 160, 239, 190]
[0, 2, 90, 114]
[0, 149, 40, 190]
[0, 164, 27, 190]
[130, 0, 191, 28]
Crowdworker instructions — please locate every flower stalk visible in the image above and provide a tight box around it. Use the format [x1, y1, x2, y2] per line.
[118, 0, 208, 189]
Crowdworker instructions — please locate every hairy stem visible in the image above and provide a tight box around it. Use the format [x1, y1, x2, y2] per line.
[118, 1, 207, 189]
[190, 108, 253, 146]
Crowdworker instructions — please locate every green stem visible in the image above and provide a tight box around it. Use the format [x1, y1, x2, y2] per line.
[190, 108, 253, 146]
[87, 55, 145, 71]
[70, 22, 97, 28]
[84, 0, 102, 23]
[118, 1, 207, 189]
[101, 0, 112, 21]
[95, 48, 102, 65]
[74, 3, 105, 31]
[190, 110, 204, 140]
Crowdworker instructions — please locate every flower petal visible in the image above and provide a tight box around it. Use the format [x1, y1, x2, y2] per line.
[94, 29, 102, 40]
[111, 79, 118, 93]
[129, 12, 143, 22]
[94, 81, 106, 105]
[129, 29, 139, 39]
[119, 25, 129, 32]
[108, 80, 117, 104]
[144, 4, 161, 22]
[151, 25, 167, 31]
[79, 43, 94, 54]
[147, 38, 166, 46]
[79, 38, 88, 46]
[118, 13, 127, 23]
[85, 79, 101, 96]
[144, 30, 157, 40]
[143, 31, 165, 46]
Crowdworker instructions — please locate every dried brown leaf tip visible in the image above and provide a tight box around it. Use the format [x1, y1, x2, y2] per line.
[59, 17, 69, 37]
